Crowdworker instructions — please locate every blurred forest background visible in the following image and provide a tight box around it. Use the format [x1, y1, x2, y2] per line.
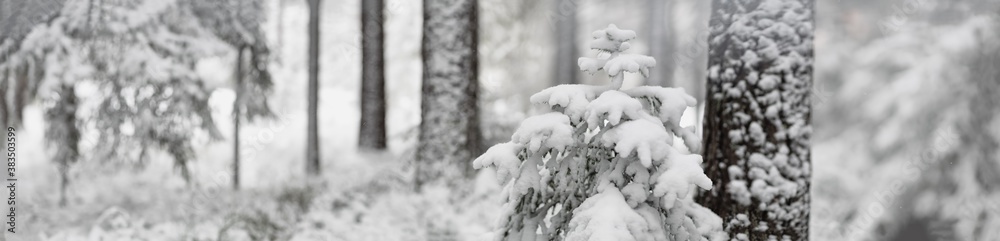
[1, 0, 999, 240]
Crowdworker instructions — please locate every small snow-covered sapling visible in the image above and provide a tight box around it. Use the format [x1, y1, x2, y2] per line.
[473, 24, 726, 241]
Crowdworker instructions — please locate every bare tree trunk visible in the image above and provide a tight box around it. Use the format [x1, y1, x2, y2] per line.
[11, 63, 28, 127]
[646, 0, 675, 87]
[233, 46, 245, 190]
[45, 84, 78, 207]
[1, 69, 8, 128]
[697, 0, 814, 240]
[275, 0, 285, 62]
[552, 0, 578, 86]
[306, 0, 321, 176]
[416, 0, 481, 189]
[359, 0, 387, 150]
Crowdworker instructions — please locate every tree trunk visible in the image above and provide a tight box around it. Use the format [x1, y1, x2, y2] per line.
[1, 69, 8, 128]
[416, 0, 481, 189]
[646, 0, 675, 87]
[233, 46, 245, 190]
[359, 0, 387, 150]
[46, 84, 78, 207]
[552, 0, 578, 85]
[697, 0, 814, 240]
[276, 0, 285, 63]
[306, 0, 321, 176]
[11, 63, 28, 127]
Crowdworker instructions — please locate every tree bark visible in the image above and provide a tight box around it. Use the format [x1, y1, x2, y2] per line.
[46, 84, 78, 207]
[359, 0, 387, 150]
[233, 46, 245, 190]
[552, 0, 578, 85]
[646, 0, 675, 87]
[306, 0, 321, 176]
[1, 69, 8, 128]
[11, 62, 28, 127]
[416, 0, 481, 189]
[697, 0, 814, 240]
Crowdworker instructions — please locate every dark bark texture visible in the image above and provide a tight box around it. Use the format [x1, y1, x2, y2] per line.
[233, 46, 245, 189]
[359, 0, 387, 150]
[306, 0, 321, 176]
[416, 0, 481, 188]
[697, 0, 814, 240]
[44, 84, 79, 207]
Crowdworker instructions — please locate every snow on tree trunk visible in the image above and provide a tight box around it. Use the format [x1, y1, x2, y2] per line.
[45, 83, 79, 207]
[475, 24, 725, 241]
[696, 0, 814, 240]
[359, 0, 387, 150]
[415, 0, 481, 188]
[306, 0, 321, 176]
[552, 0, 579, 85]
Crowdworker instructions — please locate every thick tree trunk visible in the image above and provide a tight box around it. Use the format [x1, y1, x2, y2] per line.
[646, 0, 675, 87]
[552, 0, 578, 85]
[697, 0, 814, 240]
[416, 0, 481, 189]
[305, 0, 321, 176]
[359, 0, 387, 150]
[233, 46, 245, 190]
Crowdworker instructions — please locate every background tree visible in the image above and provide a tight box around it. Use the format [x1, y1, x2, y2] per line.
[696, 0, 814, 240]
[45, 84, 78, 207]
[190, 0, 274, 189]
[306, 0, 321, 176]
[415, 0, 482, 189]
[808, 10, 1000, 239]
[0, 0, 65, 128]
[81, 0, 225, 181]
[0, 0, 230, 207]
[552, 0, 579, 86]
[645, 0, 676, 87]
[359, 0, 387, 150]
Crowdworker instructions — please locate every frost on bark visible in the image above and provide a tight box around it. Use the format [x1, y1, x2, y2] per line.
[416, 0, 481, 188]
[359, 0, 387, 150]
[697, 0, 814, 240]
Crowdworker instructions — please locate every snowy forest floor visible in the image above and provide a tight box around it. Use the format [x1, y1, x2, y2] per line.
[17, 124, 503, 240]
[12, 89, 503, 240]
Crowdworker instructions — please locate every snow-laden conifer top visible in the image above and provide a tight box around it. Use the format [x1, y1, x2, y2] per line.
[474, 24, 726, 241]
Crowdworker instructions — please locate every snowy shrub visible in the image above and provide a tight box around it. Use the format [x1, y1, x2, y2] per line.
[473, 24, 725, 241]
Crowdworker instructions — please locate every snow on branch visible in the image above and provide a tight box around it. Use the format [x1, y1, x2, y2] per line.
[578, 24, 656, 90]
[474, 24, 724, 241]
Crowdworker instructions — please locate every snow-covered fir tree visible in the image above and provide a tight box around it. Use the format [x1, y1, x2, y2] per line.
[6, 0, 236, 184]
[474, 24, 726, 241]
[190, 0, 274, 189]
[696, 0, 814, 240]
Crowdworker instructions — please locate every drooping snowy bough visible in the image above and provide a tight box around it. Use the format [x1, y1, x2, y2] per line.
[474, 24, 726, 241]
